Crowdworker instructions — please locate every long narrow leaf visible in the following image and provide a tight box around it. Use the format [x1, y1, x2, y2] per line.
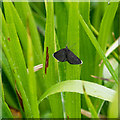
[27, 25, 39, 118]
[94, 2, 118, 81]
[65, 2, 81, 118]
[3, 2, 29, 98]
[2, 3, 32, 117]
[0, 73, 13, 118]
[38, 80, 115, 104]
[108, 88, 118, 118]
[83, 85, 99, 118]
[14, 2, 43, 60]
[44, 1, 63, 118]
[79, 13, 118, 84]
[105, 37, 120, 57]
[14, 2, 46, 101]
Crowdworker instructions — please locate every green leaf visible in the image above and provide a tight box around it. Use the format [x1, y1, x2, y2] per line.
[79, 12, 118, 84]
[14, 2, 43, 60]
[99, 37, 120, 66]
[32, 11, 45, 36]
[38, 80, 115, 104]
[103, 58, 118, 80]
[7, 2, 28, 60]
[98, 2, 118, 53]
[55, 2, 68, 48]
[2, 3, 32, 117]
[30, 2, 46, 34]
[14, 2, 46, 101]
[79, 1, 97, 115]
[79, 2, 95, 82]
[54, 3, 68, 103]
[1, 34, 20, 112]
[93, 2, 118, 113]
[91, 2, 105, 31]
[3, 2, 29, 97]
[83, 85, 99, 118]
[2, 74, 19, 110]
[0, 73, 13, 118]
[94, 2, 119, 82]
[65, 2, 81, 118]
[27, 25, 39, 118]
[108, 88, 118, 118]
[1, 36, 15, 89]
[44, 1, 63, 118]
[2, 102, 13, 118]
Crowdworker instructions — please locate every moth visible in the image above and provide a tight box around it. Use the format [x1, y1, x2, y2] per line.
[53, 46, 83, 64]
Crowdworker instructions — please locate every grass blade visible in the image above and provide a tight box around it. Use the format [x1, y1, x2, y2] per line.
[108, 88, 118, 118]
[93, 2, 118, 113]
[100, 37, 120, 65]
[14, 2, 46, 101]
[95, 2, 119, 80]
[91, 2, 105, 31]
[38, 80, 115, 104]
[3, 2, 29, 97]
[65, 2, 81, 118]
[14, 2, 43, 59]
[55, 2, 68, 48]
[79, 13, 118, 84]
[2, 3, 32, 117]
[83, 85, 99, 118]
[79, 1, 98, 115]
[44, 1, 63, 118]
[27, 24, 39, 118]
[0, 72, 13, 118]
[79, 2, 95, 82]
[105, 37, 120, 57]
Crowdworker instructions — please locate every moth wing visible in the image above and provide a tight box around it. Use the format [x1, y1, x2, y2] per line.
[53, 49, 67, 62]
[67, 50, 82, 64]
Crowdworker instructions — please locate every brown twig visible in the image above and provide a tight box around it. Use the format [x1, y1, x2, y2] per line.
[81, 108, 106, 119]
[27, 64, 43, 73]
[91, 75, 115, 82]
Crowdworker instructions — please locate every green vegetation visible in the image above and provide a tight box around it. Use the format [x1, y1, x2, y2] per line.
[0, 1, 119, 119]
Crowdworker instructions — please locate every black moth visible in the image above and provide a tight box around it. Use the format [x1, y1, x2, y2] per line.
[53, 46, 83, 64]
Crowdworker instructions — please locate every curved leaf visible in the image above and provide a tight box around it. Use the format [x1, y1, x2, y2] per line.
[105, 37, 120, 57]
[38, 80, 115, 104]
